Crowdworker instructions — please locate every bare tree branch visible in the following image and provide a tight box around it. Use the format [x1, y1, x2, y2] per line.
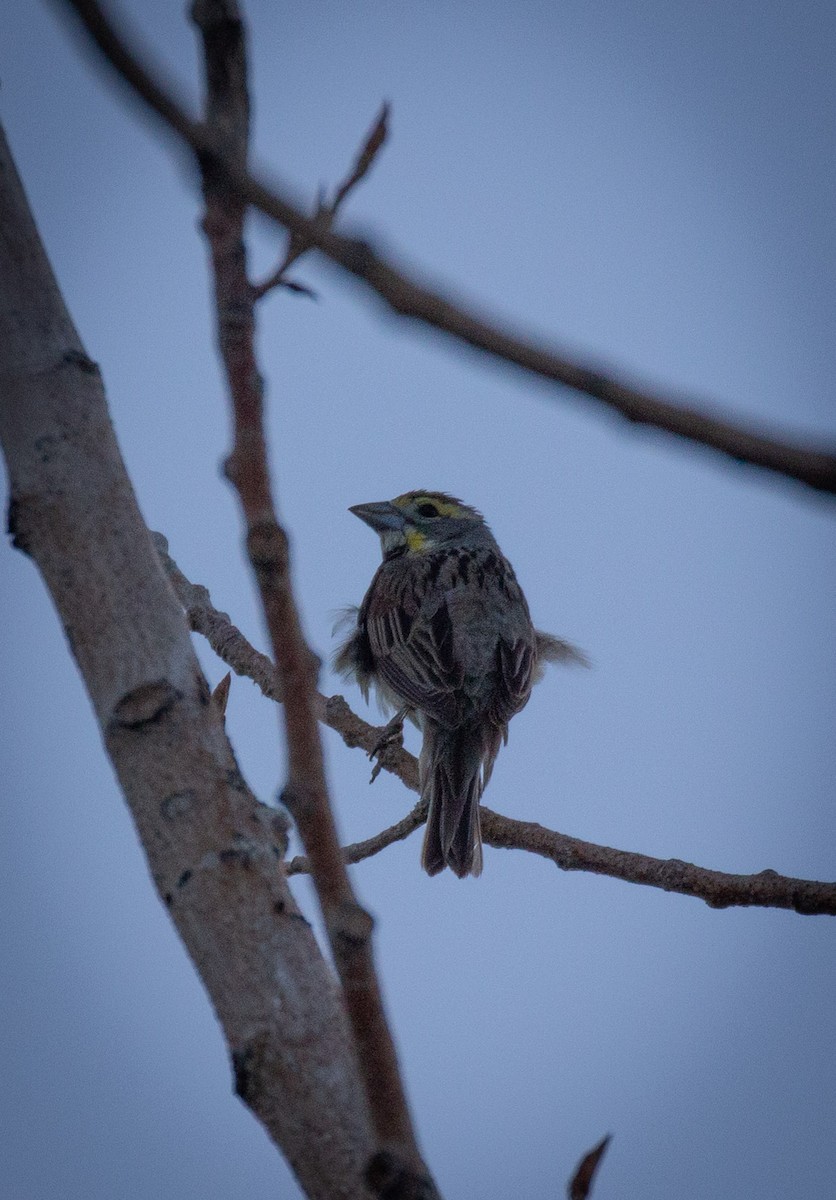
[155, 539, 836, 916]
[188, 3, 436, 1193]
[287, 800, 430, 876]
[59, 0, 836, 494]
[480, 811, 836, 915]
[0, 121, 374, 1200]
[290, 802, 836, 916]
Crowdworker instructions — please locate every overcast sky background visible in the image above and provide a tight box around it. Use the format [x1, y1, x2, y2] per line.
[2, 2, 834, 1197]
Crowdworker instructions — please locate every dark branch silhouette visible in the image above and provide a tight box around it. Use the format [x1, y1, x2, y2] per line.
[188, 2, 436, 1193]
[61, 0, 836, 495]
[568, 1135, 612, 1200]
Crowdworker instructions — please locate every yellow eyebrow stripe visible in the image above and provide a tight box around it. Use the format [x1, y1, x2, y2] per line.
[395, 493, 465, 518]
[428, 499, 465, 517]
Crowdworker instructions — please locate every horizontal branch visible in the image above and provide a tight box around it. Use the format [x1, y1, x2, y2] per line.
[479, 811, 836, 916]
[62, 0, 836, 495]
[155, 538, 836, 916]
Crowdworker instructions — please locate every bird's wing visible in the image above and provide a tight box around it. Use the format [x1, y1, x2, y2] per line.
[364, 587, 463, 727]
[491, 633, 536, 730]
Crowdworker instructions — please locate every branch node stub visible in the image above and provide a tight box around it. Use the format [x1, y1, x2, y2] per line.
[279, 781, 314, 823]
[340, 235, 377, 280]
[6, 498, 31, 555]
[329, 898, 375, 950]
[246, 516, 288, 576]
[231, 1041, 257, 1103]
[160, 790, 196, 821]
[366, 1150, 437, 1200]
[254, 800, 291, 852]
[110, 680, 180, 728]
[62, 347, 99, 376]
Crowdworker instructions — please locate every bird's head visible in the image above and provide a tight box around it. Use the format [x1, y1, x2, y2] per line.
[349, 491, 489, 556]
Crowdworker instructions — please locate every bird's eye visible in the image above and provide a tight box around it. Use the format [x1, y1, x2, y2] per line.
[416, 502, 439, 518]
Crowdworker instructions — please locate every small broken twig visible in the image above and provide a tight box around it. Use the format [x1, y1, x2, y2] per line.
[568, 1134, 612, 1200]
[211, 670, 231, 717]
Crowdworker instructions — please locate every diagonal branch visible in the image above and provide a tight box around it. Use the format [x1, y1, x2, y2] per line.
[155, 539, 836, 917]
[60, 0, 836, 495]
[188, 3, 435, 1195]
[0, 120, 373, 1200]
[286, 799, 429, 877]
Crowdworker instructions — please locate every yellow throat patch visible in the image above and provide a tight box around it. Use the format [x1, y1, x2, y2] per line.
[406, 529, 429, 552]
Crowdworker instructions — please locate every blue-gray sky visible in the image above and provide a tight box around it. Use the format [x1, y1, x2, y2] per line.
[2, 2, 834, 1197]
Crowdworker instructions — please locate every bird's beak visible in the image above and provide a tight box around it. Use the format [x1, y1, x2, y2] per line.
[349, 501, 405, 533]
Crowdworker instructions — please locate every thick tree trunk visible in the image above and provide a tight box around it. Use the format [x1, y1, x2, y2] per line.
[0, 122, 373, 1199]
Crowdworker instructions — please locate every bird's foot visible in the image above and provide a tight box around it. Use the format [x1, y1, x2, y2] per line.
[368, 708, 408, 783]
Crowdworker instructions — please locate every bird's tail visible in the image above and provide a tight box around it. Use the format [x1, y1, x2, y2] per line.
[420, 723, 488, 878]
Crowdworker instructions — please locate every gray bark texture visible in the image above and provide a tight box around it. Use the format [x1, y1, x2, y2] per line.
[0, 122, 374, 1199]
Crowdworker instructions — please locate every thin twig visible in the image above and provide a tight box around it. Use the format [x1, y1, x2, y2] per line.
[154, 537, 836, 916]
[287, 798, 429, 876]
[188, 2, 435, 1191]
[60, 0, 836, 495]
[211, 670, 231, 716]
[252, 101, 389, 300]
[332, 102, 389, 210]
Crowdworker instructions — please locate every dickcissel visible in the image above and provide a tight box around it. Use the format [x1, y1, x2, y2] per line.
[335, 491, 585, 878]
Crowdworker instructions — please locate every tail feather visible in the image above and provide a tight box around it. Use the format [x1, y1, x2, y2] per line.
[420, 724, 486, 878]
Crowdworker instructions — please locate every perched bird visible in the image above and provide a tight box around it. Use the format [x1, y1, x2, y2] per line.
[334, 491, 585, 878]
